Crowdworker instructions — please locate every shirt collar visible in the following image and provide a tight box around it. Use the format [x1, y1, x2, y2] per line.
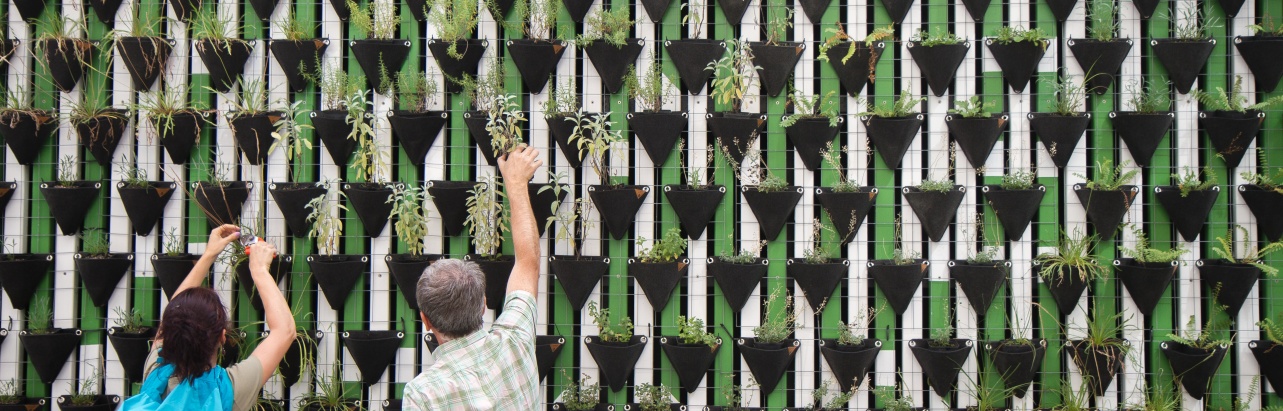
[434, 328, 487, 357]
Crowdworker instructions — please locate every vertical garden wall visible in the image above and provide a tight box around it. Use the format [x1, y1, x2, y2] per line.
[0, 0, 1282, 408]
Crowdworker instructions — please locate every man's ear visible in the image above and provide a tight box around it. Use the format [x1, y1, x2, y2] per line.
[419, 312, 433, 331]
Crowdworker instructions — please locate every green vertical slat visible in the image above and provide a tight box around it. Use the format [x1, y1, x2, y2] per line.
[1261, 2, 1283, 408]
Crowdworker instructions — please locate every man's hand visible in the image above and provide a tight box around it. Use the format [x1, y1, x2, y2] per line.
[247, 242, 278, 274]
[205, 224, 241, 256]
[498, 144, 542, 184]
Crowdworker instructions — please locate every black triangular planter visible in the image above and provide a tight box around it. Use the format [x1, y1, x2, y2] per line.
[535, 335, 565, 382]
[229, 111, 281, 165]
[864, 115, 923, 168]
[947, 115, 1006, 169]
[470, 255, 515, 312]
[1115, 259, 1176, 317]
[487, 0, 516, 18]
[342, 329, 403, 384]
[639, 0, 672, 22]
[463, 110, 502, 166]
[117, 181, 176, 236]
[0, 182, 15, 215]
[985, 40, 1047, 93]
[1217, 0, 1244, 16]
[351, 39, 412, 91]
[787, 259, 847, 312]
[0, 254, 53, 310]
[246, 0, 278, 20]
[76, 110, 130, 167]
[155, 111, 203, 165]
[547, 113, 587, 168]
[13, 0, 46, 21]
[326, 0, 349, 19]
[269, 39, 328, 93]
[868, 260, 927, 316]
[742, 186, 803, 241]
[909, 339, 973, 397]
[584, 335, 648, 392]
[630, 111, 687, 165]
[1240, 184, 1283, 241]
[748, 42, 804, 97]
[0, 39, 11, 71]
[41, 39, 93, 92]
[344, 183, 394, 237]
[563, 0, 594, 22]
[878, 0, 914, 23]
[796, 0, 832, 22]
[389, 110, 447, 166]
[986, 339, 1046, 398]
[907, 42, 969, 97]
[427, 39, 486, 94]
[168, 0, 200, 21]
[738, 338, 798, 394]
[658, 337, 720, 393]
[665, 39, 725, 94]
[663, 185, 725, 239]
[194, 40, 252, 93]
[708, 112, 765, 164]
[628, 259, 687, 312]
[589, 185, 650, 240]
[1161, 341, 1227, 400]
[528, 182, 564, 237]
[819, 338, 880, 393]
[0, 110, 57, 165]
[816, 187, 876, 243]
[1154, 185, 1219, 242]
[949, 261, 1009, 316]
[1111, 111, 1173, 167]
[582, 39, 645, 95]
[825, 41, 883, 96]
[235, 254, 290, 312]
[75, 253, 133, 307]
[716, 0, 750, 25]
[20, 329, 83, 384]
[108, 327, 157, 382]
[192, 181, 250, 226]
[427, 180, 473, 237]
[1197, 259, 1258, 317]
[1235, 36, 1283, 91]
[903, 185, 965, 242]
[960, 0, 991, 20]
[385, 254, 441, 309]
[785, 117, 840, 172]
[959, 179, 1020, 237]
[1067, 39, 1131, 94]
[1040, 266, 1090, 315]
[1067, 340, 1127, 396]
[1131, 0, 1160, 19]
[277, 330, 322, 386]
[1073, 185, 1139, 241]
[151, 253, 200, 299]
[708, 257, 767, 313]
[1043, 0, 1076, 21]
[117, 37, 173, 90]
[56, 395, 119, 411]
[506, 39, 566, 94]
[1250, 340, 1283, 399]
[312, 110, 358, 167]
[309, 254, 368, 310]
[1151, 39, 1214, 94]
[267, 182, 327, 237]
[40, 181, 102, 235]
[1201, 110, 1263, 169]
[1030, 113, 1090, 168]
[549, 255, 609, 311]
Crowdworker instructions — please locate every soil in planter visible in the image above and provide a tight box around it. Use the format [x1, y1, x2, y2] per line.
[1111, 111, 1174, 167]
[152, 254, 200, 299]
[787, 259, 846, 312]
[155, 111, 204, 164]
[41, 39, 93, 92]
[748, 42, 805, 97]
[1115, 259, 1177, 317]
[909, 338, 973, 398]
[193, 182, 250, 227]
[20, 329, 83, 384]
[1235, 36, 1283, 91]
[117, 181, 176, 236]
[588, 185, 649, 240]
[1154, 185, 1219, 242]
[352, 39, 413, 91]
[1151, 39, 1215, 94]
[342, 330, 403, 384]
[737, 338, 799, 394]
[309, 255, 368, 311]
[864, 115, 924, 168]
[986, 339, 1046, 398]
[708, 258, 767, 313]
[0, 254, 53, 310]
[194, 40, 252, 92]
[40, 181, 101, 235]
[389, 110, 448, 166]
[1041, 267, 1090, 316]
[785, 117, 841, 172]
[1201, 110, 1264, 169]
[385, 254, 442, 309]
[116, 36, 173, 90]
[1161, 341, 1227, 400]
[903, 186, 965, 242]
[0, 110, 57, 165]
[550, 255, 609, 311]
[628, 260, 688, 313]
[584, 335, 648, 392]
[1250, 340, 1283, 399]
[1072, 185, 1139, 241]
[816, 187, 876, 243]
[75, 253, 133, 307]
[629, 111, 687, 165]
[825, 41, 883, 96]
[982, 185, 1045, 240]
[107, 327, 157, 382]
[1067, 339, 1128, 396]
[658, 336, 719, 393]
[427, 40, 486, 94]
[708, 112, 766, 164]
[1030, 113, 1090, 168]
[470, 256, 516, 313]
[907, 42, 969, 97]
[868, 260, 927, 316]
[665, 39, 726, 94]
[1240, 185, 1283, 241]
[581, 40, 645, 95]
[1068, 39, 1132, 93]
[426, 180, 474, 237]
[946, 115, 1007, 169]
[312, 110, 359, 167]
[269, 39, 328, 93]
[268, 182, 327, 237]
[949, 261, 1009, 316]
[229, 112, 282, 165]
[663, 185, 725, 239]
[506, 39, 566, 94]
[819, 338, 880, 393]
[344, 183, 394, 238]
[76, 110, 130, 167]
[986, 40, 1047, 93]
[1198, 259, 1259, 318]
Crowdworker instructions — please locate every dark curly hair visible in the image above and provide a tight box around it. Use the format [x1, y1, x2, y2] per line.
[158, 287, 228, 382]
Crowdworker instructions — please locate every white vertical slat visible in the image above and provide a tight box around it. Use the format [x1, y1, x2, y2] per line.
[1228, 2, 1262, 408]
[739, 0, 763, 406]
[791, 0, 816, 405]
[0, 0, 34, 386]
[633, 7, 659, 393]
[893, 0, 927, 407]
[102, 0, 137, 396]
[52, 0, 87, 399]
[683, 2, 713, 405]
[846, 3, 873, 409]
[312, 0, 343, 401]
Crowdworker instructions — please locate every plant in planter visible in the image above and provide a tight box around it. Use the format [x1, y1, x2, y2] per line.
[477, 93, 528, 168]
[873, 385, 915, 411]
[60, 368, 117, 411]
[302, 63, 361, 168]
[306, 183, 369, 311]
[151, 228, 200, 299]
[1236, 15, 1283, 92]
[1240, 153, 1283, 241]
[269, 14, 327, 93]
[19, 296, 84, 384]
[384, 182, 439, 308]
[1035, 229, 1106, 316]
[819, 305, 883, 393]
[658, 315, 720, 393]
[107, 306, 156, 382]
[191, 8, 252, 93]
[1192, 75, 1283, 168]
[949, 217, 1009, 316]
[192, 162, 251, 226]
[726, 145, 802, 241]
[265, 105, 323, 237]
[986, 25, 1049, 93]
[0, 86, 57, 165]
[663, 141, 724, 239]
[342, 93, 395, 239]
[113, 9, 172, 90]
[465, 175, 516, 311]
[544, 76, 588, 168]
[1251, 316, 1283, 398]
[708, 235, 768, 313]
[738, 288, 802, 394]
[40, 155, 101, 235]
[583, 301, 647, 392]
[578, 7, 642, 94]
[1073, 159, 1140, 240]
[817, 23, 893, 96]
[805, 381, 857, 411]
[960, 369, 1022, 411]
[748, 0, 803, 97]
[69, 86, 131, 167]
[1151, 8, 1221, 94]
[1154, 166, 1219, 242]
[297, 367, 357, 411]
[814, 145, 876, 243]
[137, 84, 208, 164]
[626, 63, 687, 165]
[1161, 315, 1231, 400]
[1031, 74, 1091, 168]
[781, 90, 841, 172]
[984, 324, 1046, 399]
[426, 0, 484, 94]
[1115, 227, 1187, 316]
[547, 192, 608, 311]
[1111, 80, 1173, 167]
[908, 309, 973, 398]
[388, 71, 447, 166]
[907, 28, 969, 97]
[663, 0, 725, 94]
[348, 0, 409, 92]
[1200, 225, 1283, 317]
[868, 215, 928, 316]
[945, 96, 1007, 170]
[858, 89, 924, 169]
[0, 378, 44, 410]
[1068, 0, 1131, 93]
[1067, 310, 1131, 396]
[632, 383, 675, 411]
[505, 0, 568, 93]
[628, 227, 689, 312]
[555, 372, 602, 411]
[34, 14, 94, 93]
[787, 220, 848, 314]
[707, 39, 765, 164]
[224, 80, 284, 166]
[572, 111, 647, 240]
[115, 160, 176, 236]
[902, 177, 965, 243]
[74, 228, 133, 307]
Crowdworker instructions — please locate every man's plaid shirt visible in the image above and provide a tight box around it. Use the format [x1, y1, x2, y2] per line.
[403, 291, 539, 410]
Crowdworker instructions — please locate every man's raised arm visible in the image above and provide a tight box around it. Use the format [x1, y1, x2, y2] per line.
[498, 145, 543, 300]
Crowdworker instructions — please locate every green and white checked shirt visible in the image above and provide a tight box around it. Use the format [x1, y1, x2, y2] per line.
[403, 291, 540, 410]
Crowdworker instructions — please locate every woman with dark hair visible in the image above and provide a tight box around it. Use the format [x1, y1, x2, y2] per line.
[123, 225, 295, 411]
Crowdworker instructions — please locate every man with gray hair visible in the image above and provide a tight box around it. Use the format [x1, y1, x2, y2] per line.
[403, 145, 544, 410]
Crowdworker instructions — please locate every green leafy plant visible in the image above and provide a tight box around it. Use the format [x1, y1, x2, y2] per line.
[717, 232, 765, 264]
[753, 288, 801, 345]
[394, 71, 439, 112]
[763, 0, 792, 45]
[349, 0, 400, 40]
[307, 63, 361, 111]
[676, 140, 718, 190]
[558, 371, 600, 411]
[820, 142, 861, 193]
[67, 368, 99, 406]
[543, 76, 579, 116]
[1125, 379, 1181, 411]
[1250, 15, 1283, 36]
[568, 111, 624, 185]
[426, 0, 479, 57]
[1171, 166, 1217, 197]
[1167, 315, 1231, 350]
[928, 308, 956, 347]
[1210, 225, 1283, 276]
[485, 94, 528, 160]
[625, 63, 675, 113]
[343, 91, 382, 181]
[0, 379, 21, 405]
[680, 0, 707, 38]
[708, 39, 759, 112]
[911, 27, 964, 46]
[162, 228, 185, 256]
[1119, 226, 1188, 264]
[1124, 79, 1171, 113]
[1080, 308, 1130, 349]
[635, 383, 674, 411]
[190, 7, 244, 44]
[1192, 75, 1283, 112]
[67, 85, 127, 126]
[388, 183, 431, 257]
[637, 227, 688, 263]
[781, 90, 840, 128]
[503, 0, 563, 40]
[464, 174, 509, 259]
[456, 64, 506, 110]
[1049, 377, 1092, 411]
[543, 174, 593, 258]
[1000, 169, 1037, 190]
[225, 79, 273, 115]
[117, 157, 150, 188]
[1241, 150, 1283, 194]
[297, 366, 355, 411]
[54, 155, 79, 187]
[817, 23, 894, 64]
[1043, 74, 1089, 115]
[269, 100, 315, 182]
[1075, 159, 1138, 191]
[963, 369, 1020, 411]
[273, 13, 315, 41]
[1169, 7, 1221, 40]
[949, 96, 996, 118]
[802, 219, 839, 264]
[965, 214, 1001, 265]
[137, 84, 208, 142]
[1259, 315, 1283, 345]
[888, 215, 921, 266]
[111, 306, 149, 334]
[1036, 229, 1107, 284]
[1086, 0, 1119, 41]
[836, 305, 883, 346]
[80, 228, 112, 257]
[676, 315, 717, 347]
[579, 7, 632, 47]
[873, 384, 914, 411]
[858, 89, 923, 118]
[993, 25, 1050, 45]
[305, 182, 348, 256]
[719, 140, 788, 190]
[808, 381, 856, 410]
[917, 178, 954, 193]
[587, 301, 633, 343]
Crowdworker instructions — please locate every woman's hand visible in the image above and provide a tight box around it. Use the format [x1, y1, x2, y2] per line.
[247, 242, 278, 274]
[205, 224, 241, 256]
